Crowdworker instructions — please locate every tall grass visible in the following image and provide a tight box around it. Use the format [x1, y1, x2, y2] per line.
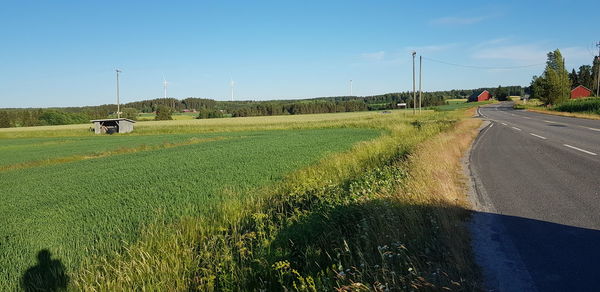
[74, 110, 482, 290]
[554, 97, 600, 115]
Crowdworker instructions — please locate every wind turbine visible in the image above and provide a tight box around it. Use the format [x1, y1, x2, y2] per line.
[163, 76, 168, 99]
[163, 76, 175, 109]
[230, 78, 235, 101]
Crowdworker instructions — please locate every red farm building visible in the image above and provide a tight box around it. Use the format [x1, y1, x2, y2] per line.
[570, 85, 592, 99]
[468, 90, 492, 102]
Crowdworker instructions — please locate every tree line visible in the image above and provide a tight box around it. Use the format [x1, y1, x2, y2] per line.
[0, 86, 527, 128]
[568, 57, 600, 93]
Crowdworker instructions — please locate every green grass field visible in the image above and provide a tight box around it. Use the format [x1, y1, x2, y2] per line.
[0, 108, 482, 290]
[137, 112, 202, 121]
[0, 127, 378, 288]
[431, 99, 493, 111]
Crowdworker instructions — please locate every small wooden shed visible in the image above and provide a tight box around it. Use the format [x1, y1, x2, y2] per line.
[91, 118, 136, 134]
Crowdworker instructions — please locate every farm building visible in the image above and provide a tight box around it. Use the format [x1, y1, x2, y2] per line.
[91, 118, 135, 134]
[468, 90, 492, 102]
[570, 85, 592, 99]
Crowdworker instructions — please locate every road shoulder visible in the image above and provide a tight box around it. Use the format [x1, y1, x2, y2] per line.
[463, 120, 538, 291]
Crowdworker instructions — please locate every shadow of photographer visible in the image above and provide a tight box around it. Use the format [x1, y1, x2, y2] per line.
[21, 249, 69, 292]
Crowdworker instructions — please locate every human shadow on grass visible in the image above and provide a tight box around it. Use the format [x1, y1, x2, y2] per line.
[21, 249, 69, 292]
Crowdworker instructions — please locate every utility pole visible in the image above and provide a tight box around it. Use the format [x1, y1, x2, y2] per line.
[230, 79, 235, 101]
[411, 51, 416, 115]
[350, 79, 353, 96]
[596, 42, 600, 97]
[115, 69, 121, 119]
[419, 55, 422, 114]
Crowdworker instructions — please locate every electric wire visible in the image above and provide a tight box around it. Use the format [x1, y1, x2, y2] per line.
[422, 56, 545, 70]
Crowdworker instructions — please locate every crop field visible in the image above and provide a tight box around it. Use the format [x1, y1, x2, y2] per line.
[0, 121, 379, 288]
[0, 133, 229, 169]
[0, 108, 482, 290]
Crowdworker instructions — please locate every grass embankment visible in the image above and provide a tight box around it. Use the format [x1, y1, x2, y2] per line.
[514, 98, 600, 120]
[71, 110, 483, 290]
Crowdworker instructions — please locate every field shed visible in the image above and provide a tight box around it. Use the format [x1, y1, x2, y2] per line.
[91, 118, 136, 134]
[468, 90, 492, 102]
[570, 85, 592, 99]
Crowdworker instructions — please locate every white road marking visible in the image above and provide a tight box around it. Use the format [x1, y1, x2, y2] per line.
[563, 144, 598, 156]
[529, 133, 547, 139]
[522, 116, 532, 119]
[511, 127, 522, 131]
[501, 122, 507, 126]
[510, 113, 516, 116]
[587, 127, 600, 132]
[543, 120, 553, 123]
[489, 123, 494, 128]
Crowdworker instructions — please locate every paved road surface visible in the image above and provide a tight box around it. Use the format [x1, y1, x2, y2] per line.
[469, 102, 600, 291]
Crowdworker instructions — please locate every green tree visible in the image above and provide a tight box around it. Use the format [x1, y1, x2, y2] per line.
[155, 105, 173, 120]
[0, 111, 12, 128]
[121, 108, 139, 120]
[540, 49, 571, 105]
[529, 75, 546, 100]
[578, 65, 593, 90]
[569, 69, 579, 87]
[494, 86, 509, 101]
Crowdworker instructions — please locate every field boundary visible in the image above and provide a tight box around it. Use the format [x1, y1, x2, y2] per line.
[0, 136, 230, 172]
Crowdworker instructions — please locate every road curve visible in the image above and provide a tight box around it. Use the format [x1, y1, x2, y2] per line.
[469, 102, 600, 291]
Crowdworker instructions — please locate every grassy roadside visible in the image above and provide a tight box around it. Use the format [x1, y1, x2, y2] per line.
[514, 98, 600, 120]
[73, 108, 483, 290]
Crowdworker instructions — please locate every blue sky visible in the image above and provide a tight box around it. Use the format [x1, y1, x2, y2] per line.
[0, 0, 596, 108]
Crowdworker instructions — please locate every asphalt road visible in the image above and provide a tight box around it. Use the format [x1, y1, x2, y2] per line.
[469, 102, 600, 291]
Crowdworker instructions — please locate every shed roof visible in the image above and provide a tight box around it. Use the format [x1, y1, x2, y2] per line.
[90, 118, 136, 123]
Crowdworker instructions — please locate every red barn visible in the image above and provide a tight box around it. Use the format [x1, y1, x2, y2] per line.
[570, 85, 592, 99]
[468, 90, 492, 102]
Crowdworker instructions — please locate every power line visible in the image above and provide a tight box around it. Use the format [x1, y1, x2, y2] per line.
[422, 56, 545, 70]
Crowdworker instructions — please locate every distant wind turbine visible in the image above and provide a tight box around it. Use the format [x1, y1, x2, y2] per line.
[163, 76, 168, 99]
[230, 79, 235, 101]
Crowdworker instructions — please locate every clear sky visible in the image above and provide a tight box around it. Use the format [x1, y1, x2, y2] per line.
[0, 0, 597, 108]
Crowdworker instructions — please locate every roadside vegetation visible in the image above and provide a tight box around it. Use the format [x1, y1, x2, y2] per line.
[553, 97, 600, 115]
[514, 97, 600, 120]
[1, 104, 484, 290]
[514, 48, 600, 119]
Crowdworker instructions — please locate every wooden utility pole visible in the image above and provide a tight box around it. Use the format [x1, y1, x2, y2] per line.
[596, 42, 600, 97]
[115, 69, 121, 119]
[412, 51, 416, 114]
[419, 55, 422, 114]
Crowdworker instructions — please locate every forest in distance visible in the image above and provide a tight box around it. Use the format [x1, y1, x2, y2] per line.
[0, 86, 526, 128]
